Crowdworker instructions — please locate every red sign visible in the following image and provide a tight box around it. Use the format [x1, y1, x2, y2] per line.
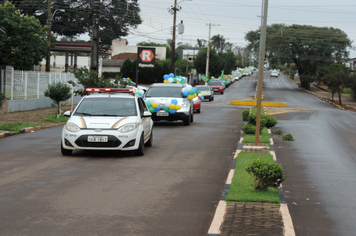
[139, 50, 154, 62]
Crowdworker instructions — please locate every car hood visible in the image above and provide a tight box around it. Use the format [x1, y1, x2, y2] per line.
[68, 116, 138, 129]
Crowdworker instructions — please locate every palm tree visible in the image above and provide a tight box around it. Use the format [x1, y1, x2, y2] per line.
[210, 34, 226, 53]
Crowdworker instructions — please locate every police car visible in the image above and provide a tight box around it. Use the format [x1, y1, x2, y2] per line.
[61, 88, 154, 156]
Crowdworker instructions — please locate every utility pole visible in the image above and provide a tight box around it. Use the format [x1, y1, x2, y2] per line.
[90, 0, 100, 80]
[205, 23, 219, 81]
[255, 0, 269, 145]
[45, 0, 52, 72]
[169, 0, 180, 73]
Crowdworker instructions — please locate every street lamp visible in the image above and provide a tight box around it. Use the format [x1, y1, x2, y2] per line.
[168, 0, 192, 73]
[46, 7, 65, 72]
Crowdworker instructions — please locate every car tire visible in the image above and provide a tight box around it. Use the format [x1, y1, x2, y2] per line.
[145, 129, 153, 147]
[183, 113, 191, 126]
[61, 141, 72, 156]
[209, 97, 212, 101]
[212, 96, 214, 101]
[197, 108, 200, 113]
[221, 91, 224, 94]
[135, 134, 145, 156]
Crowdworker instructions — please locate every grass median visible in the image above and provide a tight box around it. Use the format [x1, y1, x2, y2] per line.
[226, 152, 280, 203]
[242, 127, 270, 144]
[0, 122, 40, 133]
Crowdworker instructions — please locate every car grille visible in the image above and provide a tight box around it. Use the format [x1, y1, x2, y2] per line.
[75, 135, 121, 147]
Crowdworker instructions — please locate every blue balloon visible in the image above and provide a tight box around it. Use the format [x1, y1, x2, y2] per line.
[155, 107, 161, 112]
[183, 91, 189, 97]
[192, 87, 197, 92]
[169, 109, 176, 114]
[169, 73, 174, 78]
[163, 74, 169, 79]
[171, 99, 178, 105]
[201, 96, 204, 100]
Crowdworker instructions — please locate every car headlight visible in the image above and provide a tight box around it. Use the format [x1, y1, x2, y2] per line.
[118, 123, 137, 133]
[65, 122, 81, 132]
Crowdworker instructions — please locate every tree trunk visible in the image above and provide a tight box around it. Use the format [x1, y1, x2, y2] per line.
[57, 101, 61, 118]
[338, 92, 342, 105]
[331, 92, 334, 101]
[300, 80, 310, 90]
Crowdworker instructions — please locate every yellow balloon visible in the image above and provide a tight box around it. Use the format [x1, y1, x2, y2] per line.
[175, 105, 181, 110]
[152, 102, 159, 108]
[169, 103, 176, 110]
[202, 93, 206, 96]
[127, 78, 130, 80]
[187, 95, 193, 100]
[164, 79, 169, 83]
[194, 93, 197, 98]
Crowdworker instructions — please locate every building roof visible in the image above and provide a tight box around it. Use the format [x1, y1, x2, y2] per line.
[111, 53, 137, 60]
[102, 59, 125, 67]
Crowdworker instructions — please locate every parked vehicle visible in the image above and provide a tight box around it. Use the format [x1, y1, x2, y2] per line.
[209, 81, 225, 94]
[195, 85, 214, 101]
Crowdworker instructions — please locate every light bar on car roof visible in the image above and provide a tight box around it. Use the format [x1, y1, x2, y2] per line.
[86, 88, 136, 93]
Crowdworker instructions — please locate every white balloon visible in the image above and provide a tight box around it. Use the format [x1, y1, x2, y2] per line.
[185, 85, 192, 91]
[164, 101, 170, 107]
[168, 78, 174, 83]
[149, 99, 156, 104]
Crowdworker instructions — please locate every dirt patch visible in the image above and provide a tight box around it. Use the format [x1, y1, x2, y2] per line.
[0, 105, 73, 128]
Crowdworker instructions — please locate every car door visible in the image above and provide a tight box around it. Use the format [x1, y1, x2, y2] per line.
[138, 97, 151, 140]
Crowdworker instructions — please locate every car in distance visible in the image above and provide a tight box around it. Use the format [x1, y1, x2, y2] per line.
[61, 88, 154, 156]
[209, 81, 225, 94]
[144, 83, 194, 125]
[271, 70, 279, 77]
[195, 85, 214, 101]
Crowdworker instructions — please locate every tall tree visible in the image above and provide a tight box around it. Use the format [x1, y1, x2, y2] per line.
[2, 0, 142, 47]
[210, 34, 226, 53]
[196, 38, 207, 48]
[0, 1, 47, 70]
[245, 24, 352, 89]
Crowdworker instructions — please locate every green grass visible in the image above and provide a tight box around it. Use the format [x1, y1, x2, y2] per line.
[42, 113, 69, 123]
[0, 122, 40, 133]
[251, 106, 265, 115]
[226, 152, 280, 203]
[242, 127, 270, 143]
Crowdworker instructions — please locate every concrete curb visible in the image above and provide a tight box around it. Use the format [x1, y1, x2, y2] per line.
[0, 123, 65, 139]
[207, 129, 295, 236]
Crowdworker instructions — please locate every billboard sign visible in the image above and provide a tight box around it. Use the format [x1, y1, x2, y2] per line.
[137, 47, 155, 68]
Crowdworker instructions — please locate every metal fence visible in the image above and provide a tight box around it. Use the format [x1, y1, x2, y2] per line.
[1, 68, 79, 100]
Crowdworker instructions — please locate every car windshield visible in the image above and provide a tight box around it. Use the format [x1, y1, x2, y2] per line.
[145, 87, 183, 98]
[210, 82, 222, 85]
[196, 86, 209, 91]
[74, 97, 137, 116]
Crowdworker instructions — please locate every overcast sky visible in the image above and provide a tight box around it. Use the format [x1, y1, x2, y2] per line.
[81, 0, 356, 58]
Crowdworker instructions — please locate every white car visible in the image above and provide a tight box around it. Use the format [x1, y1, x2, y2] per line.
[144, 83, 194, 125]
[61, 88, 154, 156]
[271, 71, 279, 77]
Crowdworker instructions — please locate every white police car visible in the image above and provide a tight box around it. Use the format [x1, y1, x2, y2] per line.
[61, 88, 154, 156]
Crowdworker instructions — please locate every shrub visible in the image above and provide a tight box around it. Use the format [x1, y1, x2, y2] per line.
[242, 123, 256, 134]
[248, 114, 267, 130]
[245, 159, 286, 190]
[274, 130, 283, 135]
[0, 92, 5, 110]
[242, 109, 250, 122]
[282, 134, 295, 141]
[265, 116, 278, 128]
[44, 82, 71, 117]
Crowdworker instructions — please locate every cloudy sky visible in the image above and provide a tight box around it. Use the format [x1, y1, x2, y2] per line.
[118, 0, 356, 58]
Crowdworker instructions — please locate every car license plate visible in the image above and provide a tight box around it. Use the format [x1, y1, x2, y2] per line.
[157, 112, 169, 116]
[88, 136, 108, 142]
[214, 89, 218, 91]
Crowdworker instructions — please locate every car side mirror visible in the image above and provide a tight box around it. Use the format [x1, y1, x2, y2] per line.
[64, 111, 71, 117]
[143, 111, 152, 117]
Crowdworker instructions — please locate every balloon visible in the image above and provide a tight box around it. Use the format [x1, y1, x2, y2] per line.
[155, 107, 160, 112]
[164, 106, 170, 112]
[169, 103, 176, 110]
[173, 78, 177, 83]
[149, 107, 155, 113]
[187, 94, 194, 100]
[168, 78, 173, 83]
[189, 89, 195, 95]
[151, 102, 159, 108]
[183, 91, 189, 97]
[135, 92, 142, 96]
[185, 85, 192, 91]
[202, 93, 206, 96]
[171, 99, 178, 105]
[163, 74, 169, 79]
[193, 93, 197, 98]
[169, 73, 174, 78]
[175, 105, 181, 110]
[127, 78, 130, 81]
[169, 109, 176, 114]
[192, 87, 197, 92]
[180, 80, 185, 84]
[149, 99, 156, 104]
[164, 101, 171, 107]
[146, 101, 152, 107]
[164, 79, 169, 83]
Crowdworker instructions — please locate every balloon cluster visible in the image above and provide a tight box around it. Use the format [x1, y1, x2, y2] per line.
[134, 89, 145, 97]
[146, 98, 181, 114]
[181, 84, 198, 100]
[163, 73, 186, 84]
[197, 91, 206, 100]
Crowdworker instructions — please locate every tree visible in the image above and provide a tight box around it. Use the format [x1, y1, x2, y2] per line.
[44, 82, 71, 117]
[4, 0, 142, 47]
[245, 24, 352, 89]
[210, 34, 226, 53]
[317, 63, 351, 104]
[221, 51, 237, 74]
[196, 39, 207, 48]
[120, 58, 135, 79]
[193, 47, 223, 77]
[0, 1, 47, 70]
[175, 59, 193, 74]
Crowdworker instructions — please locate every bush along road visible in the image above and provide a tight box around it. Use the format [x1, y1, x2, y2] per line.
[207, 107, 296, 236]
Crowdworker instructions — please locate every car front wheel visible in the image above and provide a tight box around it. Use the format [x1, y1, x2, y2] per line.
[135, 135, 145, 156]
[61, 141, 73, 156]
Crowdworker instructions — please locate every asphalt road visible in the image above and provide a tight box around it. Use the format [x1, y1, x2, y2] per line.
[0, 80, 251, 236]
[260, 73, 356, 236]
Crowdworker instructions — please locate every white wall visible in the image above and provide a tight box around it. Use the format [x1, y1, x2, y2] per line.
[40, 56, 90, 70]
[112, 45, 167, 60]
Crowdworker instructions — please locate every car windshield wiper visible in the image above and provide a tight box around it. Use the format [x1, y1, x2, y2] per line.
[74, 112, 93, 116]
